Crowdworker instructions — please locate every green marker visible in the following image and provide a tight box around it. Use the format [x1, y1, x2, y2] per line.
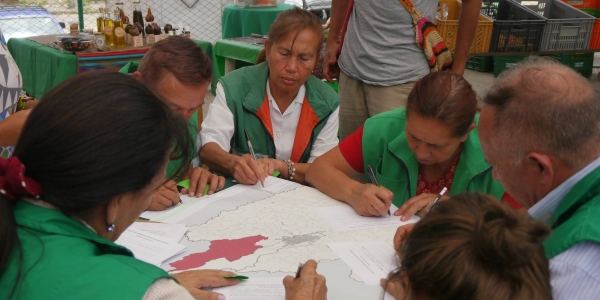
[224, 275, 248, 280]
[178, 179, 211, 196]
[177, 179, 191, 190]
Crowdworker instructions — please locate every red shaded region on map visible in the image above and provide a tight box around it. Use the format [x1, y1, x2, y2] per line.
[170, 235, 268, 270]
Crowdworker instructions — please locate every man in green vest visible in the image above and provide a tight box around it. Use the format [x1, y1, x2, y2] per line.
[478, 57, 600, 299]
[120, 36, 225, 211]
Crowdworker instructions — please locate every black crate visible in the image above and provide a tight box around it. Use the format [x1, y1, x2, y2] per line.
[482, 0, 546, 52]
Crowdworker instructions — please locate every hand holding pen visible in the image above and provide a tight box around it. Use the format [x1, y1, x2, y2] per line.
[367, 165, 390, 216]
[228, 129, 267, 187]
[345, 165, 393, 217]
[283, 260, 327, 300]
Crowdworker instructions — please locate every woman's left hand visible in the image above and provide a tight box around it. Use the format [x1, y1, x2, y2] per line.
[394, 193, 450, 221]
[172, 270, 240, 300]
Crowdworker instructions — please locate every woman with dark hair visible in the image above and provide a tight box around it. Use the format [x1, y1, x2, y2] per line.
[306, 72, 509, 217]
[0, 72, 241, 299]
[199, 7, 340, 186]
[384, 193, 552, 300]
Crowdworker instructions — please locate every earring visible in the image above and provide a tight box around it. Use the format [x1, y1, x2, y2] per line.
[107, 223, 115, 232]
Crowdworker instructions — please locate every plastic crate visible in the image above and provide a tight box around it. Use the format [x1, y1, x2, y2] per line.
[466, 56, 495, 72]
[436, 0, 494, 53]
[580, 8, 600, 48]
[493, 55, 529, 76]
[551, 52, 594, 77]
[482, 0, 546, 52]
[561, 0, 596, 8]
[516, 0, 595, 51]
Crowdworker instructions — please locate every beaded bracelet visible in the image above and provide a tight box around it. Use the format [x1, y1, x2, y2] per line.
[283, 160, 296, 180]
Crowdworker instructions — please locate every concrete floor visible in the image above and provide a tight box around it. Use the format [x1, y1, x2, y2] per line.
[201, 53, 600, 120]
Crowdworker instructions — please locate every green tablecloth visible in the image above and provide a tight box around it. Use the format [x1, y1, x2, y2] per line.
[8, 38, 76, 99]
[213, 39, 338, 92]
[221, 4, 294, 39]
[7, 38, 216, 99]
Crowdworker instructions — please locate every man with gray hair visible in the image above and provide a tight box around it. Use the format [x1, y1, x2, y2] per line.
[478, 57, 600, 299]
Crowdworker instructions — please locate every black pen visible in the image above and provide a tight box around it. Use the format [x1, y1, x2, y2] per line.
[244, 129, 264, 188]
[426, 187, 448, 213]
[367, 165, 390, 216]
[295, 263, 303, 278]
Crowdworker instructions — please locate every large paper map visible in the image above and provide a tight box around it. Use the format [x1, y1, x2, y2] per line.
[154, 178, 399, 299]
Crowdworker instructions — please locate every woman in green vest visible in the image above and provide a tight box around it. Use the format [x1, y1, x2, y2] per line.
[306, 72, 507, 217]
[0, 72, 244, 299]
[199, 7, 340, 186]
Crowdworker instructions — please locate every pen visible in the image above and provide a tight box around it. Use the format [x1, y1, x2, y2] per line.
[426, 187, 448, 213]
[244, 129, 265, 188]
[367, 165, 390, 216]
[224, 275, 249, 280]
[295, 263, 303, 278]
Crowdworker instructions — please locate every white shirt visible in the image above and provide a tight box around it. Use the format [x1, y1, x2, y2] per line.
[528, 156, 600, 300]
[200, 81, 339, 162]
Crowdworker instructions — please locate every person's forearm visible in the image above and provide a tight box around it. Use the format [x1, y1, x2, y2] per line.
[327, 0, 351, 44]
[305, 159, 361, 204]
[452, 0, 482, 76]
[199, 142, 237, 176]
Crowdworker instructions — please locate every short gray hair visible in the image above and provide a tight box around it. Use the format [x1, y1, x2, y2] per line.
[483, 56, 600, 168]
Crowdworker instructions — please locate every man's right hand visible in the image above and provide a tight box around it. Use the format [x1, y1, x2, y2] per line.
[323, 39, 341, 83]
[283, 260, 327, 300]
[147, 180, 180, 211]
[347, 184, 393, 216]
[230, 154, 267, 185]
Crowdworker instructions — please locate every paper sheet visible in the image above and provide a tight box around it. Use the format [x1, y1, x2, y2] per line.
[314, 205, 419, 232]
[329, 241, 398, 285]
[115, 228, 186, 266]
[152, 186, 246, 223]
[212, 277, 286, 300]
[129, 222, 188, 244]
[139, 194, 201, 220]
[249, 176, 297, 193]
[153, 177, 297, 224]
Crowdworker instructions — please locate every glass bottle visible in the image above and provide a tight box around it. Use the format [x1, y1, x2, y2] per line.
[96, 8, 105, 33]
[133, 1, 145, 36]
[104, 7, 114, 47]
[113, 9, 125, 48]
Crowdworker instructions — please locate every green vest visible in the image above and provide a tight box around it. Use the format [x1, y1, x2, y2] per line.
[544, 166, 600, 259]
[0, 201, 174, 299]
[119, 62, 198, 179]
[362, 108, 505, 207]
[219, 62, 340, 163]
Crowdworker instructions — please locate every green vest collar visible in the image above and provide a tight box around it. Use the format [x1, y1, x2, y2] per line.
[386, 112, 491, 196]
[14, 200, 134, 257]
[544, 166, 600, 258]
[118, 61, 140, 74]
[241, 62, 336, 121]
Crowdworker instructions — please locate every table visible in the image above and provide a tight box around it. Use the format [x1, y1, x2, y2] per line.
[213, 38, 339, 92]
[151, 178, 396, 299]
[7, 38, 216, 99]
[221, 4, 294, 39]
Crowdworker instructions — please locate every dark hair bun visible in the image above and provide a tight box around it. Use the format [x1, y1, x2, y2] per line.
[473, 203, 551, 268]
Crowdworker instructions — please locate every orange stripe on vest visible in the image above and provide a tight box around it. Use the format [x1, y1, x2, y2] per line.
[255, 94, 320, 163]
